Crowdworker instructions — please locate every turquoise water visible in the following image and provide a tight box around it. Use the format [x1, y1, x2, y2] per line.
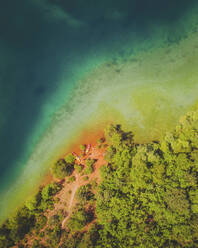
[0, 0, 198, 221]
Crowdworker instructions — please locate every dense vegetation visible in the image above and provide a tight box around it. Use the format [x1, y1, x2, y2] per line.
[96, 110, 198, 247]
[52, 154, 75, 179]
[1, 109, 198, 247]
[0, 182, 62, 247]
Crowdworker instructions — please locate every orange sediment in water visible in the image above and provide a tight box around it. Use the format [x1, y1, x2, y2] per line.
[65, 128, 105, 154]
[41, 126, 105, 185]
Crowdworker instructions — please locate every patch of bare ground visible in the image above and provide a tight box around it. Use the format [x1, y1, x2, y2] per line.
[19, 140, 107, 248]
[60, 143, 107, 228]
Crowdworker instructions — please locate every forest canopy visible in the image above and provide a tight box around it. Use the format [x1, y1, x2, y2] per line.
[96, 109, 198, 248]
[1, 108, 198, 247]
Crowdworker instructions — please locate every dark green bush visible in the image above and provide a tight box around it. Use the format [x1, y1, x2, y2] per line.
[48, 215, 61, 227]
[67, 208, 91, 231]
[35, 214, 47, 230]
[52, 159, 74, 179]
[76, 184, 94, 202]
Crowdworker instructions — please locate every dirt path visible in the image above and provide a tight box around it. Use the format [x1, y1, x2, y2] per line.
[17, 141, 107, 247]
[61, 174, 79, 228]
[69, 182, 78, 209]
[61, 145, 106, 228]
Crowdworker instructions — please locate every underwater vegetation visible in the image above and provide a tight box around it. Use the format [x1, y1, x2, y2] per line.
[0, 0, 198, 224]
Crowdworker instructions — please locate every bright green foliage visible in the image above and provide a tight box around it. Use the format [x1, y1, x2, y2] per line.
[40, 183, 62, 210]
[25, 191, 42, 212]
[164, 188, 190, 216]
[189, 189, 198, 214]
[94, 110, 198, 247]
[84, 159, 95, 174]
[65, 153, 76, 164]
[80, 144, 86, 152]
[74, 164, 83, 173]
[52, 158, 74, 179]
[26, 183, 62, 213]
[105, 124, 134, 149]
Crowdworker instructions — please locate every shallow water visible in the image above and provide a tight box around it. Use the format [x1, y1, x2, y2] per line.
[0, 0, 198, 221]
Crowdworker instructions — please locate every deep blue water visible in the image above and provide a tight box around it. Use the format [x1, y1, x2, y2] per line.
[0, 0, 196, 197]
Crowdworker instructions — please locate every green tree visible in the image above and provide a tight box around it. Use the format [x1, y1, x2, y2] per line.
[52, 159, 74, 179]
[67, 208, 92, 231]
[84, 159, 95, 174]
[76, 184, 94, 202]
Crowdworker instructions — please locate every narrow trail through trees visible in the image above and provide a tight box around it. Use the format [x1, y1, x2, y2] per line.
[61, 173, 79, 228]
[61, 145, 106, 228]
